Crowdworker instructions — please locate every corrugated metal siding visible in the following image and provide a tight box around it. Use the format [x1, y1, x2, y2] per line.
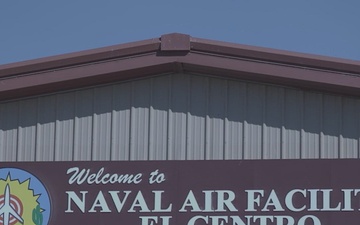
[0, 73, 359, 161]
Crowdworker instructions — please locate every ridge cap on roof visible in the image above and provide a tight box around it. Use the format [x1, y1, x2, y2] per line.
[0, 33, 360, 101]
[1, 33, 359, 77]
[190, 36, 360, 74]
[0, 37, 161, 78]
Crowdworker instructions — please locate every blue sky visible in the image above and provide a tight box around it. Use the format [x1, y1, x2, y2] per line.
[1, 0, 359, 65]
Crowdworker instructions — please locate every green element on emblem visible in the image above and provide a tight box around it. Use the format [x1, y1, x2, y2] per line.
[32, 205, 43, 225]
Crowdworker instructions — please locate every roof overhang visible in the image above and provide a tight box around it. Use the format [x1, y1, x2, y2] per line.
[1, 33, 360, 101]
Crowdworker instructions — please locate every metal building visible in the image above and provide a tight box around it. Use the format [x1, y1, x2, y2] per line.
[1, 33, 360, 162]
[1, 33, 360, 225]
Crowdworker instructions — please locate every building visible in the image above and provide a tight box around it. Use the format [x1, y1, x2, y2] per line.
[0, 33, 360, 225]
[1, 33, 360, 161]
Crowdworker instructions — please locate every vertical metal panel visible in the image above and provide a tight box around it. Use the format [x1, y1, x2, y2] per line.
[321, 95, 341, 158]
[149, 76, 170, 160]
[263, 86, 283, 159]
[302, 92, 321, 159]
[282, 89, 302, 159]
[244, 83, 265, 159]
[130, 79, 150, 160]
[167, 74, 188, 160]
[73, 89, 93, 160]
[340, 98, 360, 158]
[224, 81, 246, 160]
[92, 86, 112, 161]
[17, 99, 37, 161]
[55, 92, 75, 161]
[206, 78, 226, 160]
[0, 73, 360, 162]
[0, 102, 18, 161]
[187, 75, 207, 160]
[111, 83, 131, 160]
[36, 96, 56, 161]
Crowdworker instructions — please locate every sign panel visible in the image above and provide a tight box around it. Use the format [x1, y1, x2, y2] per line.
[0, 160, 359, 225]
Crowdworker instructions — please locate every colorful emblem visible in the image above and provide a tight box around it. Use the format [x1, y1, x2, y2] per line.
[0, 168, 50, 225]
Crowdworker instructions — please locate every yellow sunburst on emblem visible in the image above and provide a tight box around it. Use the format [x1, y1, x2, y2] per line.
[0, 175, 40, 225]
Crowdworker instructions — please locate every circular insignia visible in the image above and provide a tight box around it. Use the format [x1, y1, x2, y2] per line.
[0, 168, 50, 225]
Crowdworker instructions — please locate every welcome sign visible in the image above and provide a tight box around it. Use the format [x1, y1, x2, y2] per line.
[0, 160, 359, 225]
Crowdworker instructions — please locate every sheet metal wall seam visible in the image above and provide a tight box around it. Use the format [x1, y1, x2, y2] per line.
[1, 73, 360, 162]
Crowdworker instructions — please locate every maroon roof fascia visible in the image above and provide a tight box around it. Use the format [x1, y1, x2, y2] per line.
[190, 37, 360, 75]
[0, 33, 360, 102]
[0, 38, 161, 78]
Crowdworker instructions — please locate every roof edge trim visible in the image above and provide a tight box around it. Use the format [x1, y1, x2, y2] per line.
[0, 33, 360, 101]
[190, 37, 360, 75]
[0, 38, 161, 78]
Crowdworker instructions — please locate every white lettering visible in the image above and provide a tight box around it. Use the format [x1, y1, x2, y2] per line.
[253, 216, 274, 225]
[179, 190, 201, 212]
[140, 216, 172, 225]
[298, 215, 321, 225]
[67, 168, 89, 185]
[245, 190, 264, 212]
[262, 190, 284, 212]
[67, 167, 142, 185]
[153, 191, 172, 212]
[275, 216, 295, 225]
[285, 189, 306, 212]
[187, 216, 208, 225]
[215, 190, 237, 212]
[89, 191, 111, 212]
[109, 191, 131, 212]
[321, 189, 341, 211]
[230, 215, 252, 225]
[129, 191, 151, 212]
[211, 216, 228, 225]
[140, 216, 158, 225]
[65, 191, 88, 213]
[308, 189, 319, 211]
[203, 191, 214, 212]
[190, 215, 321, 225]
[149, 169, 166, 184]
